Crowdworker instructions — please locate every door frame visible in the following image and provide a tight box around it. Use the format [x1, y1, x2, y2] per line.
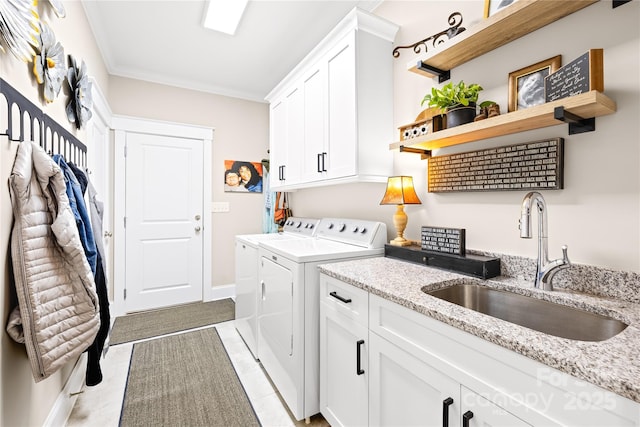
[112, 115, 213, 316]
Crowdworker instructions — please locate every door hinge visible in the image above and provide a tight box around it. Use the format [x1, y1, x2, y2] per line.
[124, 145, 127, 157]
[124, 217, 126, 228]
[124, 288, 127, 300]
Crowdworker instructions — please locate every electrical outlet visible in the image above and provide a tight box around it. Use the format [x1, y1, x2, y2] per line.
[211, 202, 230, 213]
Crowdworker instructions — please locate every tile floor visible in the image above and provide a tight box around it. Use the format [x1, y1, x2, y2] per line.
[66, 321, 329, 427]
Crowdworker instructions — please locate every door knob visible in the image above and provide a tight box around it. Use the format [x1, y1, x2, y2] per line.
[195, 214, 201, 220]
[195, 226, 201, 232]
[104, 231, 113, 238]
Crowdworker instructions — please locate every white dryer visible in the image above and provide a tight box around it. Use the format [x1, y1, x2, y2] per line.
[258, 218, 387, 422]
[235, 217, 319, 359]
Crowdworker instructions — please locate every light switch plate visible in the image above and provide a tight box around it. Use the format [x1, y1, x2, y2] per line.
[211, 202, 230, 213]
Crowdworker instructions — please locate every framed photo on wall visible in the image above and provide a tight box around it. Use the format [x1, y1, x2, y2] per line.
[224, 160, 263, 193]
[484, 0, 519, 18]
[508, 55, 562, 112]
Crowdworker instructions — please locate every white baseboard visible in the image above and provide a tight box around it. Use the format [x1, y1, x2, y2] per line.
[204, 283, 235, 302]
[43, 354, 87, 427]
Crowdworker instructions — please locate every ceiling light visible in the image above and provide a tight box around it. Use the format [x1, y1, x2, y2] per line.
[203, 0, 248, 36]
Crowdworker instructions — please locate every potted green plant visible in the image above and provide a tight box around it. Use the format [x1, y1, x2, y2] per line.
[421, 81, 483, 128]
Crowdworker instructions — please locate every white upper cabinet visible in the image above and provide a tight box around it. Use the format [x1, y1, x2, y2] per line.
[266, 8, 399, 191]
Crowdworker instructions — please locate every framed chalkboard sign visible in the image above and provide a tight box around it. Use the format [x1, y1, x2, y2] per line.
[545, 49, 603, 103]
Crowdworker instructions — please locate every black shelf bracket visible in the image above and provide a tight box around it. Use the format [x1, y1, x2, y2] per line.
[416, 61, 451, 83]
[400, 145, 432, 159]
[554, 106, 596, 135]
[613, 0, 631, 8]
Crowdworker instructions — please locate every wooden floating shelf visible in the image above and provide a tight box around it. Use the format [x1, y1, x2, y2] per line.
[390, 91, 616, 151]
[408, 0, 599, 78]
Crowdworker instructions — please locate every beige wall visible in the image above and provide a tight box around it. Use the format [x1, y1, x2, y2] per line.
[0, 2, 109, 426]
[108, 77, 269, 288]
[293, 0, 640, 273]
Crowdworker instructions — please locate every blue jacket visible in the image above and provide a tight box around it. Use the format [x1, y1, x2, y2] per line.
[53, 155, 97, 275]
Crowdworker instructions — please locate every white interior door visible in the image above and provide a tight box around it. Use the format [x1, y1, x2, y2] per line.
[125, 132, 203, 312]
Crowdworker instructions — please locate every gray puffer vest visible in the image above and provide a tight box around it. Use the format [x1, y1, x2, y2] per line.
[6, 141, 100, 382]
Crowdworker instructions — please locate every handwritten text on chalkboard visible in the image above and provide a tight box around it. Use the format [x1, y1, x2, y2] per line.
[545, 49, 603, 103]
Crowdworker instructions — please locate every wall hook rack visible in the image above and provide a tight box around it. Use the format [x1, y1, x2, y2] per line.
[1, 78, 87, 166]
[554, 106, 596, 135]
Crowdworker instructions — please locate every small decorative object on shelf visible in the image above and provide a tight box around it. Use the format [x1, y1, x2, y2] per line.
[422, 81, 483, 128]
[474, 101, 500, 121]
[66, 54, 93, 129]
[398, 107, 444, 141]
[545, 49, 603, 103]
[392, 12, 465, 59]
[508, 55, 561, 112]
[33, 22, 66, 103]
[484, 0, 519, 18]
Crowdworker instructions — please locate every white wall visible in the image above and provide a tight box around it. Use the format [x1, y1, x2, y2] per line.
[293, 0, 640, 273]
[0, 2, 109, 426]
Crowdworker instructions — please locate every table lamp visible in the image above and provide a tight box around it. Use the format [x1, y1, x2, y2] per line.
[380, 176, 422, 247]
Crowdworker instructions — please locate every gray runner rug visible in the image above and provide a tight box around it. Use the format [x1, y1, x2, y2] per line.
[119, 327, 260, 427]
[110, 299, 235, 345]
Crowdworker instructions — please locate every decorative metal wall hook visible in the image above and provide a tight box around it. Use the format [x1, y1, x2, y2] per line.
[392, 12, 465, 59]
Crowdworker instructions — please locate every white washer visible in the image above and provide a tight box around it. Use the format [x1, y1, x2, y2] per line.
[235, 217, 319, 359]
[257, 218, 387, 421]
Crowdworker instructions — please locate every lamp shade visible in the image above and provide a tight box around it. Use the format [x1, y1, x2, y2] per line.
[380, 176, 422, 205]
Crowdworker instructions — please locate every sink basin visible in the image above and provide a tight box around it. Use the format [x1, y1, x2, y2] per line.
[425, 282, 628, 341]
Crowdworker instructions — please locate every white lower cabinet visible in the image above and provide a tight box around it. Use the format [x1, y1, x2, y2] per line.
[319, 273, 640, 427]
[320, 275, 369, 427]
[368, 331, 461, 426]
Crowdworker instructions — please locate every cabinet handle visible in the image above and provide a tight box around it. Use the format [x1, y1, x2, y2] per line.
[317, 153, 323, 173]
[280, 165, 286, 181]
[356, 339, 365, 375]
[322, 152, 327, 172]
[261, 280, 265, 300]
[442, 397, 454, 427]
[329, 291, 352, 304]
[462, 410, 474, 427]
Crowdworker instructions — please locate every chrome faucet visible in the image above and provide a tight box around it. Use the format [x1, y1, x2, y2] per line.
[519, 191, 570, 291]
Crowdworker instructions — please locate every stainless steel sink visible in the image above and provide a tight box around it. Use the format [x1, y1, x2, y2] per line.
[425, 282, 628, 341]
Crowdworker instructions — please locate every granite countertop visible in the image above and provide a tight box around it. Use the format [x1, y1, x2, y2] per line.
[318, 256, 640, 404]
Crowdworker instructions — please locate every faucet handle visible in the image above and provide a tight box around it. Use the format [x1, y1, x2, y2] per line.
[561, 245, 570, 265]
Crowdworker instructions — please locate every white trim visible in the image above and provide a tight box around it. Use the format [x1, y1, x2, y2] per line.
[112, 117, 213, 316]
[202, 130, 214, 302]
[113, 128, 126, 316]
[43, 354, 87, 427]
[112, 115, 213, 140]
[205, 284, 236, 302]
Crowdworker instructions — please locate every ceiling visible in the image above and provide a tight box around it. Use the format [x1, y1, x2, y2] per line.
[82, 0, 383, 103]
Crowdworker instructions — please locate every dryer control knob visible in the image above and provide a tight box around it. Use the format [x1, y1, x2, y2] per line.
[352, 227, 359, 233]
[338, 223, 346, 232]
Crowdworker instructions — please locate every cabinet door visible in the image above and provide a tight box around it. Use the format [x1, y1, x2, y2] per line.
[320, 301, 368, 427]
[269, 98, 287, 188]
[326, 32, 357, 179]
[369, 332, 461, 427]
[283, 85, 303, 185]
[460, 386, 531, 427]
[301, 64, 326, 183]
